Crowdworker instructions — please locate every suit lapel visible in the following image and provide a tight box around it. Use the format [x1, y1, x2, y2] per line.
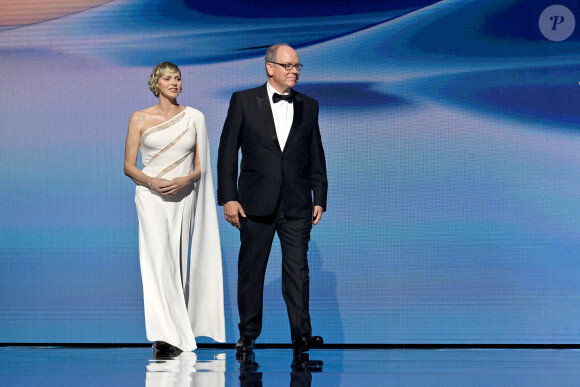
[256, 84, 281, 151]
[284, 93, 303, 152]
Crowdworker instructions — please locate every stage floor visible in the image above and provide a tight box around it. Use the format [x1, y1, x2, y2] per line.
[1, 346, 580, 386]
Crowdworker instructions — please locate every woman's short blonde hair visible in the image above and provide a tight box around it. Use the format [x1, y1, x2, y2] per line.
[148, 61, 181, 97]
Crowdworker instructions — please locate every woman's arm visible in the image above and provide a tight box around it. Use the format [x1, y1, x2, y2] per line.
[123, 111, 151, 187]
[123, 111, 171, 193]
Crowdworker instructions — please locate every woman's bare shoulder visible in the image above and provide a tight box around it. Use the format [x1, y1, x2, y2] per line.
[128, 106, 159, 132]
[130, 106, 158, 121]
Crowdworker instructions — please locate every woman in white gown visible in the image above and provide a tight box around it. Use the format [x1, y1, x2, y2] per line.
[124, 62, 225, 354]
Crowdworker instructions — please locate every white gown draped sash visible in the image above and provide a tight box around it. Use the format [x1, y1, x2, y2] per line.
[135, 106, 225, 351]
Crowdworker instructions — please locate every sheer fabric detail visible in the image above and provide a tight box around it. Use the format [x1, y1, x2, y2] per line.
[145, 126, 191, 168]
[140, 110, 187, 147]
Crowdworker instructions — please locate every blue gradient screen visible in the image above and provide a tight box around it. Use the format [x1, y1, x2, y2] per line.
[1, 0, 580, 344]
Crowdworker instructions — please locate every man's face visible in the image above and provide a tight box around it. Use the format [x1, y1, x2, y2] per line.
[267, 46, 300, 93]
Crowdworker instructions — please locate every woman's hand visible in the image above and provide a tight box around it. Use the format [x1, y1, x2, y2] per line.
[154, 176, 191, 196]
[153, 139, 201, 196]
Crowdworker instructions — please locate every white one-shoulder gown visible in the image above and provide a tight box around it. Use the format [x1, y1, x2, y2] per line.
[135, 107, 225, 351]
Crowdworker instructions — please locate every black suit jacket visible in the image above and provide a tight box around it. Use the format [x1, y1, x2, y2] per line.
[217, 83, 327, 218]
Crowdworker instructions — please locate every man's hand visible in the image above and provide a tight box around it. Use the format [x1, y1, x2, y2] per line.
[313, 205, 323, 225]
[224, 201, 246, 229]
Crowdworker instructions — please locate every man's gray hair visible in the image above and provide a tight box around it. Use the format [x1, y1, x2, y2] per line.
[265, 43, 291, 63]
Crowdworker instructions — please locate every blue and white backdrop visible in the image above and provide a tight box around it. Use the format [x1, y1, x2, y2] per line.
[1, 0, 580, 344]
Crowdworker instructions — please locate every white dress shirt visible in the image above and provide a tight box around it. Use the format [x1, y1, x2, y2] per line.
[267, 81, 294, 151]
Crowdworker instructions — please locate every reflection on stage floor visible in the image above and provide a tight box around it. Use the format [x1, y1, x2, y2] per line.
[1, 346, 580, 386]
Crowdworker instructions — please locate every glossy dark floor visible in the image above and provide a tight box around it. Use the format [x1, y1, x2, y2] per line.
[2, 346, 580, 386]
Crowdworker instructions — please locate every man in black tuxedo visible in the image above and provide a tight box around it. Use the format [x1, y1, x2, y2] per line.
[217, 43, 328, 353]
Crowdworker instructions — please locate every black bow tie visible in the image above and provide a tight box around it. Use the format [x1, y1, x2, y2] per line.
[272, 92, 294, 103]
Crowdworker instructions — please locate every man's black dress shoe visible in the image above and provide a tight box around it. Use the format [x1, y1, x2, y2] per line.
[236, 351, 260, 372]
[235, 336, 256, 353]
[292, 352, 324, 372]
[292, 335, 323, 353]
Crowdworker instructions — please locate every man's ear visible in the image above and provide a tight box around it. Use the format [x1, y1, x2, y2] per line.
[266, 62, 274, 77]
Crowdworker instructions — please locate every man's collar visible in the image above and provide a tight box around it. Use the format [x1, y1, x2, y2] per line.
[266, 81, 291, 98]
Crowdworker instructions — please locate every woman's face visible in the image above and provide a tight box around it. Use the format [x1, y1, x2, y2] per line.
[156, 71, 182, 98]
